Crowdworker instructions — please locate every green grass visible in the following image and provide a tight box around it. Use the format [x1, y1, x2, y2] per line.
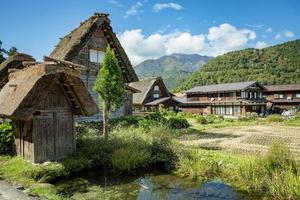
[175, 143, 300, 200]
[1, 114, 300, 199]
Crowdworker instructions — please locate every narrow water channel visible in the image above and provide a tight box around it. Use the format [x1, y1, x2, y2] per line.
[55, 170, 262, 200]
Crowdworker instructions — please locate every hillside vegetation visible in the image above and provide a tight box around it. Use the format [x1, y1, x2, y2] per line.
[134, 53, 213, 89]
[176, 39, 300, 91]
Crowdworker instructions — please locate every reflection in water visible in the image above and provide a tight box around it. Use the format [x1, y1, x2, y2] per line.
[55, 170, 260, 200]
[136, 177, 239, 200]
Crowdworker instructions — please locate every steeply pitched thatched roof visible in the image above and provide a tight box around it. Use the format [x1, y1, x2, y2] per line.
[0, 53, 35, 90]
[128, 77, 170, 105]
[0, 62, 98, 119]
[186, 81, 266, 94]
[49, 13, 138, 82]
[265, 84, 300, 92]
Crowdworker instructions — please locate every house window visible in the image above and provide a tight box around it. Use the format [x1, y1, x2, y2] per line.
[154, 85, 159, 91]
[153, 93, 160, 99]
[294, 93, 300, 98]
[274, 94, 286, 99]
[89, 49, 105, 63]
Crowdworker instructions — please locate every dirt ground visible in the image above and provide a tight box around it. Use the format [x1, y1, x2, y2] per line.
[180, 125, 300, 157]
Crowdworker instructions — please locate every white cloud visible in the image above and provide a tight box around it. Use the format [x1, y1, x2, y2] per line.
[254, 41, 268, 49]
[206, 23, 256, 55]
[108, 0, 124, 7]
[275, 33, 281, 40]
[284, 31, 294, 38]
[153, 3, 184, 12]
[246, 24, 264, 29]
[118, 24, 257, 65]
[124, 2, 143, 18]
[266, 27, 273, 33]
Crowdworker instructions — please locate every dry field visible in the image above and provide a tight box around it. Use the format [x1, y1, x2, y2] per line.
[180, 125, 300, 158]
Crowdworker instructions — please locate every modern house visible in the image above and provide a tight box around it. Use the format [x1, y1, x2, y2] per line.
[179, 81, 267, 116]
[48, 13, 139, 121]
[265, 84, 300, 110]
[0, 61, 98, 163]
[128, 77, 180, 113]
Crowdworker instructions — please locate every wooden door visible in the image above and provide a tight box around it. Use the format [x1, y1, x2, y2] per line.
[33, 111, 55, 163]
[55, 112, 75, 160]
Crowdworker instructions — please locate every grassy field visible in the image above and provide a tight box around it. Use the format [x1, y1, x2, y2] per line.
[0, 113, 299, 199]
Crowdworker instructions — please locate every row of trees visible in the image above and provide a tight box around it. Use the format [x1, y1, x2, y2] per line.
[176, 39, 300, 91]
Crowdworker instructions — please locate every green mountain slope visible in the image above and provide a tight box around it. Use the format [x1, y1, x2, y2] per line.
[176, 39, 300, 91]
[134, 53, 213, 89]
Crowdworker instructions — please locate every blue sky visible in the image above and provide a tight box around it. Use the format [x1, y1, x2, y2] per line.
[1, 0, 299, 65]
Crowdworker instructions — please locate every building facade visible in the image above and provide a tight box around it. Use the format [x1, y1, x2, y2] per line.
[129, 77, 180, 113]
[49, 13, 138, 121]
[179, 81, 267, 116]
[265, 84, 300, 111]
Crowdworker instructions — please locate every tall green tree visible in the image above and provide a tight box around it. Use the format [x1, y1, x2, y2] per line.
[93, 46, 124, 138]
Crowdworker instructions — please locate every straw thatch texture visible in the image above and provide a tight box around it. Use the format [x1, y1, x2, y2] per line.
[0, 63, 98, 119]
[0, 53, 35, 90]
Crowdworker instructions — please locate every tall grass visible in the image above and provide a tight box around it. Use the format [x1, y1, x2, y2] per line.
[176, 143, 300, 199]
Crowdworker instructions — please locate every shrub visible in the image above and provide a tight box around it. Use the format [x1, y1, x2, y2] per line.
[0, 123, 13, 155]
[168, 117, 189, 129]
[110, 115, 143, 128]
[145, 112, 165, 122]
[112, 147, 150, 172]
[266, 114, 284, 122]
[196, 115, 208, 124]
[206, 114, 220, 124]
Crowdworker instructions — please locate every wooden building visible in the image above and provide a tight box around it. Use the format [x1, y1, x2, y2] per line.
[128, 77, 180, 113]
[49, 13, 138, 121]
[179, 81, 267, 116]
[265, 84, 300, 110]
[0, 61, 98, 163]
[0, 53, 35, 90]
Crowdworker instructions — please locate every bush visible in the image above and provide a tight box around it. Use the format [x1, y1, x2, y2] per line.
[0, 123, 13, 155]
[267, 114, 284, 122]
[112, 147, 150, 172]
[110, 115, 143, 128]
[168, 117, 189, 129]
[196, 115, 208, 124]
[206, 114, 220, 124]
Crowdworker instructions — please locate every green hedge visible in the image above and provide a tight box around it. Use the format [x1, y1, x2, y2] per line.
[0, 123, 13, 155]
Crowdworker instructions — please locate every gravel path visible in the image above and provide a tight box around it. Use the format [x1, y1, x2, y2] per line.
[0, 181, 36, 200]
[180, 125, 300, 157]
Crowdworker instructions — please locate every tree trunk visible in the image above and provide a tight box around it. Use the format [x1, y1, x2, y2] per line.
[103, 102, 109, 139]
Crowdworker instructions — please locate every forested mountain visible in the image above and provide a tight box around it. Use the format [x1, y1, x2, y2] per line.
[134, 53, 213, 89]
[175, 39, 300, 92]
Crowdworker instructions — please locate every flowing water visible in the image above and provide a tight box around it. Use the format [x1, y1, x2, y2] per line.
[55, 170, 262, 200]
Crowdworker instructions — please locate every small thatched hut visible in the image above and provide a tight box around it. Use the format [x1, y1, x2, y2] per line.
[0, 60, 98, 163]
[0, 53, 35, 90]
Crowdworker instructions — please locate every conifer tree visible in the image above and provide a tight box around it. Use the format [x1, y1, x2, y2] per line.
[93, 46, 124, 138]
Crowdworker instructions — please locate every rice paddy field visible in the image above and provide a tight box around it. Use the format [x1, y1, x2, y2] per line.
[180, 125, 300, 158]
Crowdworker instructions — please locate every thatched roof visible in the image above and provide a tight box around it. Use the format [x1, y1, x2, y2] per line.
[0, 53, 35, 90]
[186, 81, 266, 94]
[128, 77, 170, 105]
[265, 84, 300, 92]
[0, 62, 98, 119]
[49, 13, 138, 82]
